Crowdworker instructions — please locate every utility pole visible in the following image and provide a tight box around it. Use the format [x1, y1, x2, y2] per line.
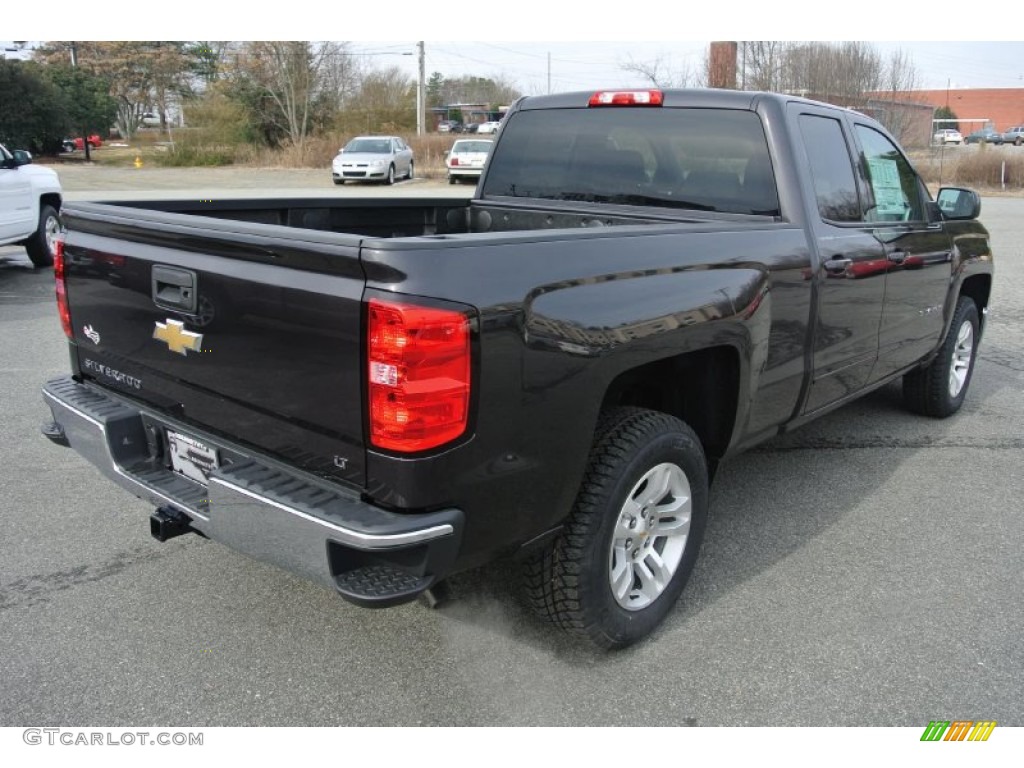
[417, 41, 425, 136]
[70, 42, 91, 162]
[547, 52, 551, 94]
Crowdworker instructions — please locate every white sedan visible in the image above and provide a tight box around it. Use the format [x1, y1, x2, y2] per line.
[332, 136, 414, 185]
[933, 129, 963, 145]
[476, 121, 501, 135]
[446, 139, 494, 184]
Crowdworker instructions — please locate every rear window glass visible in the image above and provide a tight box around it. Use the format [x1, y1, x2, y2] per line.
[482, 107, 779, 216]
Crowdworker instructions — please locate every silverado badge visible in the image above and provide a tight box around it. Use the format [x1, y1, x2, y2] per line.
[153, 319, 203, 356]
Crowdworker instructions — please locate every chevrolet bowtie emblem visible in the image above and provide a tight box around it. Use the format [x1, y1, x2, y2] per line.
[153, 319, 203, 356]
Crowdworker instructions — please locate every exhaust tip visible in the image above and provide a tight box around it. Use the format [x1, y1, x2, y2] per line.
[40, 421, 69, 447]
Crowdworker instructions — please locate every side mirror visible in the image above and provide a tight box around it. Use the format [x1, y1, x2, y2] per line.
[936, 187, 981, 220]
[12, 149, 33, 166]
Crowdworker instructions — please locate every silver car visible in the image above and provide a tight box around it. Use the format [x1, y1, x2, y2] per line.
[332, 136, 414, 185]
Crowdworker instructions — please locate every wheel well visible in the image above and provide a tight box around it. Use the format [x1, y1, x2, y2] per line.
[40, 193, 62, 213]
[599, 346, 740, 471]
[960, 274, 991, 327]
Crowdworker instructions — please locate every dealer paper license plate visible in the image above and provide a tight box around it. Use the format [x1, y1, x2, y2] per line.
[167, 430, 220, 485]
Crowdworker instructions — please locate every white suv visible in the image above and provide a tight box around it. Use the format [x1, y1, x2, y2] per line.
[0, 143, 63, 267]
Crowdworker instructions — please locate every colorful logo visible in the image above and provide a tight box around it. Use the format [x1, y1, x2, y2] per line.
[920, 721, 996, 742]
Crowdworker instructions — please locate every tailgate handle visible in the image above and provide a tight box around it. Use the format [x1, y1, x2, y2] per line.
[152, 266, 198, 313]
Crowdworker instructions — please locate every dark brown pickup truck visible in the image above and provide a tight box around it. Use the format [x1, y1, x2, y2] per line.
[42, 89, 993, 648]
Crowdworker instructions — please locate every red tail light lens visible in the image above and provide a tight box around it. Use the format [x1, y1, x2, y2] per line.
[450, 157, 460, 166]
[368, 298, 471, 452]
[588, 90, 664, 107]
[53, 238, 72, 339]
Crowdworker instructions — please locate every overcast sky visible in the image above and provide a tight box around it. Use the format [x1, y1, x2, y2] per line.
[11, 3, 1023, 95]
[350, 41, 1024, 95]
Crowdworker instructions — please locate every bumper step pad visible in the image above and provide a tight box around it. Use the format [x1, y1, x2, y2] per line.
[334, 564, 433, 608]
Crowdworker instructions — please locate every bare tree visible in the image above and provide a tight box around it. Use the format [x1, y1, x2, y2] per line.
[234, 41, 343, 153]
[740, 41, 790, 92]
[870, 48, 923, 143]
[619, 54, 693, 89]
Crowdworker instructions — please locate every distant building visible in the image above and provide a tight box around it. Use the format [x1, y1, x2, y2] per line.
[866, 88, 1024, 135]
[430, 103, 505, 130]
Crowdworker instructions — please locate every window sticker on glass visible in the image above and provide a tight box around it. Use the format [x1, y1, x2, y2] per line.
[866, 156, 905, 216]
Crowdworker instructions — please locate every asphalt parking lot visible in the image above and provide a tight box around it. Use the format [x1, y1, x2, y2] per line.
[0, 174, 1021, 727]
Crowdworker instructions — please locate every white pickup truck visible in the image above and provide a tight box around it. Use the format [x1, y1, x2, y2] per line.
[0, 143, 63, 267]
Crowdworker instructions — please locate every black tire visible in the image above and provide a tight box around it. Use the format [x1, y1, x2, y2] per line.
[407, 161, 414, 180]
[448, 174, 457, 185]
[1016, 137, 1022, 147]
[522, 407, 709, 649]
[333, 179, 345, 186]
[903, 295, 980, 418]
[386, 165, 395, 185]
[24, 204, 62, 268]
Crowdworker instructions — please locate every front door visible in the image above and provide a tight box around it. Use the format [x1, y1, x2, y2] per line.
[850, 123, 953, 380]
[792, 109, 888, 413]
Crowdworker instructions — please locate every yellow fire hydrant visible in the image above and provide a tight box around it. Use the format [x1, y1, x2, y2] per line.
[134, 156, 143, 169]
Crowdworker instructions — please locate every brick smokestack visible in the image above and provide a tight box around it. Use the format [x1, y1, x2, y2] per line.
[709, 41, 738, 89]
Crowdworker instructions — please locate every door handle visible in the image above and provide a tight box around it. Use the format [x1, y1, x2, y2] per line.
[887, 249, 908, 265]
[823, 257, 852, 274]
[152, 265, 198, 313]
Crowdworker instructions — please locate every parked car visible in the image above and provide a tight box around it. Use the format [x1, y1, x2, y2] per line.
[0, 142, 63, 267]
[964, 128, 1002, 145]
[477, 121, 501, 134]
[1001, 125, 1024, 146]
[933, 128, 963, 145]
[141, 113, 162, 128]
[438, 120, 463, 134]
[332, 136, 414, 185]
[446, 138, 494, 184]
[62, 135, 103, 152]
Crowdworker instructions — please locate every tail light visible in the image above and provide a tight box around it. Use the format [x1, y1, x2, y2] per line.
[53, 238, 72, 339]
[368, 298, 471, 452]
[450, 157, 460, 166]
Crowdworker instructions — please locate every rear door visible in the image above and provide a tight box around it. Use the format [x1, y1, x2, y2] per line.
[63, 206, 368, 488]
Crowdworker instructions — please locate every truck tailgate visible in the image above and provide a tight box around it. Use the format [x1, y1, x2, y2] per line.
[60, 204, 368, 488]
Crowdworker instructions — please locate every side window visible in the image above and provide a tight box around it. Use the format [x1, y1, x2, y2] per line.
[798, 115, 861, 222]
[854, 125, 924, 222]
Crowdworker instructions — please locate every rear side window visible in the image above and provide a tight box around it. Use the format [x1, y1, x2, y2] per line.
[798, 115, 861, 222]
[482, 107, 779, 216]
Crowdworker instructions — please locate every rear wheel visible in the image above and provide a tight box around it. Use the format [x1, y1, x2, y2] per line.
[407, 161, 414, 180]
[522, 407, 708, 649]
[448, 174, 457, 185]
[903, 295, 980, 417]
[25, 204, 62, 268]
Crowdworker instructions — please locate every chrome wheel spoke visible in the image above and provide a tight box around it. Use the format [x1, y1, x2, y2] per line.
[650, 512, 690, 538]
[636, 553, 670, 602]
[633, 465, 672, 508]
[610, 557, 633, 602]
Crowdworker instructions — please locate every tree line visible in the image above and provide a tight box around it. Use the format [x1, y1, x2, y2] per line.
[0, 41, 522, 157]
[622, 41, 925, 142]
